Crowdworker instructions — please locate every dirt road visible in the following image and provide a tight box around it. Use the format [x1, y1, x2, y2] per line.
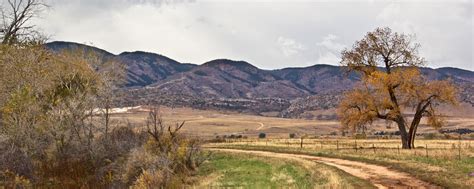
[209, 148, 439, 189]
[256, 122, 265, 130]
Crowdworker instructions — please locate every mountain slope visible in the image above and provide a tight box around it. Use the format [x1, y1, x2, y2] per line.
[45, 41, 474, 107]
[118, 51, 196, 87]
[45, 41, 196, 87]
[147, 59, 313, 98]
[271, 64, 360, 93]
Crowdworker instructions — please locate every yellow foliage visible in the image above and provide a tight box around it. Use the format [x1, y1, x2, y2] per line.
[1, 170, 31, 188]
[132, 169, 164, 189]
[338, 27, 459, 141]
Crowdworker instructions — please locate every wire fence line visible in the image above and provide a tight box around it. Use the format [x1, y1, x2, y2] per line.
[209, 138, 474, 160]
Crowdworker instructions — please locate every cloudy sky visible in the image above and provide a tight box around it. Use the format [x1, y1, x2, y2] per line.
[32, 0, 473, 70]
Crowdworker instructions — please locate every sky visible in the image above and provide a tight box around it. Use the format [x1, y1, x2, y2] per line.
[29, 0, 473, 70]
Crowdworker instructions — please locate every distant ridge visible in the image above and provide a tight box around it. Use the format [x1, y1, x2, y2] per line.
[45, 41, 474, 107]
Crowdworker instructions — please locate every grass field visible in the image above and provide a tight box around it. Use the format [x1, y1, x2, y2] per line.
[112, 106, 474, 138]
[206, 139, 474, 188]
[110, 106, 474, 187]
[194, 152, 374, 188]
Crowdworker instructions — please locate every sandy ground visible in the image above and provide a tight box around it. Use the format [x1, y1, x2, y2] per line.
[209, 148, 440, 189]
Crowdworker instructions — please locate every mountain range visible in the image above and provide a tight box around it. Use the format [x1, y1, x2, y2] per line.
[45, 41, 474, 117]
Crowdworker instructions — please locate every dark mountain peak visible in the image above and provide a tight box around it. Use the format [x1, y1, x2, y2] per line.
[119, 51, 181, 65]
[307, 64, 339, 69]
[120, 50, 159, 57]
[435, 67, 474, 82]
[436, 67, 474, 74]
[45, 41, 114, 57]
[203, 59, 257, 69]
[275, 64, 341, 73]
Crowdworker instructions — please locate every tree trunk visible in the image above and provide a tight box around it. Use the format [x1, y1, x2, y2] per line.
[408, 105, 426, 149]
[408, 122, 420, 149]
[395, 117, 411, 149]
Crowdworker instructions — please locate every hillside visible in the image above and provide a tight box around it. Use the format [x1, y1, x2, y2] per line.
[45, 41, 197, 87]
[45, 41, 474, 117]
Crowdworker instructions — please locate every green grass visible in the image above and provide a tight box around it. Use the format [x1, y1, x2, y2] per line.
[196, 152, 375, 188]
[206, 144, 474, 188]
[197, 153, 313, 188]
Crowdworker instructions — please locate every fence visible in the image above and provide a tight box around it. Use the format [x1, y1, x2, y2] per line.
[210, 138, 474, 160]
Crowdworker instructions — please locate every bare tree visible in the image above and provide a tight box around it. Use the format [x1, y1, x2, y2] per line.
[146, 106, 185, 154]
[97, 57, 125, 141]
[1, 0, 47, 44]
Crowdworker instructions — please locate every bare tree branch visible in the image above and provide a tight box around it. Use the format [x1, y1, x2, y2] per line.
[1, 0, 47, 45]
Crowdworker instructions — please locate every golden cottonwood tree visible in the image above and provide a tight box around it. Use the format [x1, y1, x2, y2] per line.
[338, 27, 458, 149]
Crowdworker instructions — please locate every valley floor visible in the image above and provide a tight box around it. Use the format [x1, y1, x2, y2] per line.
[113, 106, 474, 138]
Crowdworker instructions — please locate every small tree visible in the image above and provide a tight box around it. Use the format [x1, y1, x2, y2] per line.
[258, 132, 266, 139]
[338, 27, 458, 149]
[289, 133, 296, 139]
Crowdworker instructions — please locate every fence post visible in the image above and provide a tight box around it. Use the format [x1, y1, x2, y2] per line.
[320, 141, 323, 149]
[336, 140, 339, 151]
[355, 140, 358, 152]
[458, 134, 462, 160]
[425, 144, 428, 158]
[373, 143, 375, 154]
[397, 145, 400, 155]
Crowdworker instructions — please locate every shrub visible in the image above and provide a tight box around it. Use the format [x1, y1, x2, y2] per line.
[132, 169, 164, 189]
[354, 133, 367, 139]
[424, 133, 439, 140]
[468, 133, 474, 140]
[289, 133, 296, 138]
[259, 133, 266, 139]
[0, 170, 31, 188]
[0, 143, 34, 180]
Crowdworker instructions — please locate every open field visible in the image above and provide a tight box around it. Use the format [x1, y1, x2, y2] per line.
[207, 148, 436, 188]
[110, 106, 341, 137]
[107, 106, 474, 188]
[194, 152, 374, 188]
[111, 106, 474, 138]
[206, 139, 474, 188]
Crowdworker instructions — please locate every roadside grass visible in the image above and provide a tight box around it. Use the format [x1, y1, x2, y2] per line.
[205, 139, 474, 189]
[194, 152, 374, 188]
[195, 153, 313, 188]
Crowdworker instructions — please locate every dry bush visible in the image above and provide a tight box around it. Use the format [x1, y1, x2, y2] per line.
[0, 143, 34, 180]
[131, 169, 164, 189]
[121, 147, 157, 186]
[0, 170, 31, 188]
[118, 107, 209, 188]
[0, 19, 204, 187]
[94, 126, 147, 187]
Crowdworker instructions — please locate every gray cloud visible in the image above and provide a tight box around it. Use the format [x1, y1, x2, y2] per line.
[33, 0, 472, 70]
[277, 36, 306, 57]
